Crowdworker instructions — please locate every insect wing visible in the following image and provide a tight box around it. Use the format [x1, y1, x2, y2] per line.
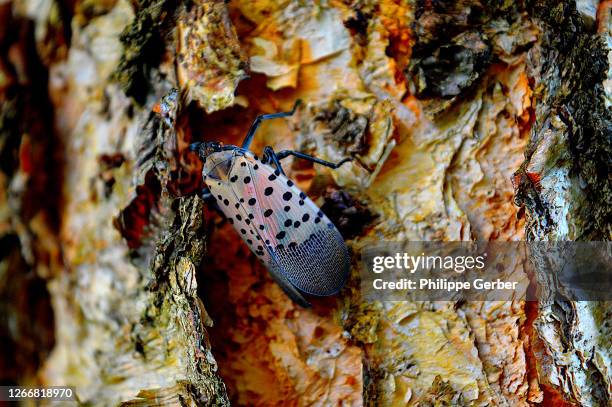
[205, 155, 266, 257]
[266, 260, 312, 307]
[208, 164, 310, 306]
[206, 151, 350, 299]
[239, 154, 350, 296]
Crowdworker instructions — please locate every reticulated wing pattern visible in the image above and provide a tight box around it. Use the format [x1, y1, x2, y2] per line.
[266, 260, 312, 307]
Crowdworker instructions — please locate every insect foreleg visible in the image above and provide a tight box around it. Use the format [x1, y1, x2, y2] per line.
[241, 100, 302, 149]
[199, 187, 229, 219]
[262, 146, 287, 175]
[200, 187, 214, 201]
[276, 150, 352, 169]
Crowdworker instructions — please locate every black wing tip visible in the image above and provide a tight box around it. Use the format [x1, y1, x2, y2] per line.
[274, 268, 347, 306]
[287, 241, 351, 297]
[292, 261, 351, 298]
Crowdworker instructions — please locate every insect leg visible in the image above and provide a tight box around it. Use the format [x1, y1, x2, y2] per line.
[262, 146, 287, 175]
[200, 188, 221, 210]
[200, 188, 230, 219]
[200, 187, 214, 201]
[200, 188, 222, 212]
[241, 100, 302, 149]
[276, 150, 352, 169]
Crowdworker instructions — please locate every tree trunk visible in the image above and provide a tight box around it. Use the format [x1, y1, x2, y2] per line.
[0, 0, 610, 406]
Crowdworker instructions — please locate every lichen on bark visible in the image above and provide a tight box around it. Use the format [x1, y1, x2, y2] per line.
[513, 1, 612, 405]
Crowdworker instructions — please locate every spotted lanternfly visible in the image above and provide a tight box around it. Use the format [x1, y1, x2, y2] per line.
[190, 100, 351, 307]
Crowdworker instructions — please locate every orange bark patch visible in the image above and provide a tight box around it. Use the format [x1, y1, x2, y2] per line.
[18, 135, 34, 175]
[200, 219, 363, 406]
[597, 0, 612, 33]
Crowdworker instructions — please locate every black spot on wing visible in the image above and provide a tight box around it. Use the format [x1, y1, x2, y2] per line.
[238, 156, 343, 285]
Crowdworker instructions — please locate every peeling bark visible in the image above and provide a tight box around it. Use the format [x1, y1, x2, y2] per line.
[514, 1, 612, 405]
[0, 0, 610, 406]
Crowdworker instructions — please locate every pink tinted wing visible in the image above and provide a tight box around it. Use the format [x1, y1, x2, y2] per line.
[205, 156, 267, 259]
[207, 154, 310, 305]
[240, 153, 350, 296]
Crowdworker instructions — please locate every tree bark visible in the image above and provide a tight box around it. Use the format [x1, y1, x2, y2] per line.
[0, 0, 610, 406]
